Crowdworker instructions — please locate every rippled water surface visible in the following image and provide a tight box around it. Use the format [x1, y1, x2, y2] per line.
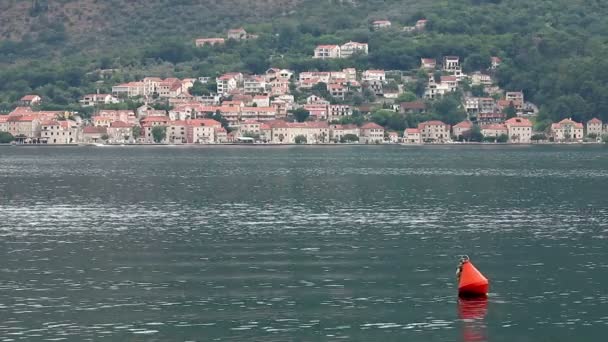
[1, 145, 607, 341]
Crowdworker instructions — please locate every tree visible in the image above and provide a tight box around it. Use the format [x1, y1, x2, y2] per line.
[206, 110, 231, 132]
[188, 80, 206, 96]
[496, 134, 509, 143]
[152, 126, 166, 143]
[503, 103, 517, 119]
[290, 108, 310, 122]
[603, 135, 608, 143]
[294, 135, 307, 144]
[100, 134, 109, 141]
[464, 125, 483, 142]
[397, 91, 417, 103]
[0, 131, 15, 143]
[471, 85, 486, 97]
[531, 133, 547, 142]
[586, 133, 598, 140]
[132, 126, 142, 139]
[340, 134, 359, 143]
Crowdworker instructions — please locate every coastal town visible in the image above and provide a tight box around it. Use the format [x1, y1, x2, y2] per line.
[1, 25, 608, 145]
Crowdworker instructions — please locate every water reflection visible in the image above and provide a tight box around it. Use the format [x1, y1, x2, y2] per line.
[459, 298, 488, 342]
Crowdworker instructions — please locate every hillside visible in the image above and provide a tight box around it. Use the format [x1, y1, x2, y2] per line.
[2, 0, 608, 124]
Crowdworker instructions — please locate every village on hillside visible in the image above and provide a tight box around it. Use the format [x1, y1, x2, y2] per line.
[1, 25, 607, 145]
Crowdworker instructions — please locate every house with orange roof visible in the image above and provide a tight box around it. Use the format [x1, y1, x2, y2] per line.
[387, 131, 399, 143]
[268, 120, 330, 143]
[481, 124, 508, 138]
[404, 128, 422, 144]
[243, 76, 268, 94]
[6, 115, 42, 142]
[453, 120, 473, 138]
[306, 95, 329, 105]
[313, 45, 341, 59]
[240, 106, 277, 122]
[327, 83, 346, 100]
[418, 120, 451, 142]
[227, 28, 248, 40]
[328, 105, 352, 122]
[372, 20, 392, 30]
[550, 118, 584, 142]
[82, 126, 107, 143]
[20, 95, 42, 106]
[505, 117, 533, 143]
[330, 124, 360, 142]
[80, 93, 119, 107]
[252, 95, 270, 107]
[107, 121, 135, 143]
[415, 19, 428, 30]
[216, 73, 243, 95]
[490, 56, 502, 69]
[360, 122, 385, 144]
[0, 115, 9, 132]
[586, 118, 603, 137]
[112, 82, 147, 97]
[40, 120, 80, 144]
[362, 70, 386, 83]
[420, 58, 436, 70]
[477, 112, 506, 125]
[340, 41, 368, 58]
[195, 38, 225, 47]
[304, 104, 329, 120]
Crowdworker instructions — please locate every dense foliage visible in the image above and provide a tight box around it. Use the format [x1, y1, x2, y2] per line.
[1, 0, 608, 124]
[0, 132, 15, 143]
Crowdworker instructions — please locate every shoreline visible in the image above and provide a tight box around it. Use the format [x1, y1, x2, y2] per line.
[1, 142, 605, 147]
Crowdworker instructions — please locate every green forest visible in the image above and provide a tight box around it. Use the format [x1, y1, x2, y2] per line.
[1, 0, 608, 124]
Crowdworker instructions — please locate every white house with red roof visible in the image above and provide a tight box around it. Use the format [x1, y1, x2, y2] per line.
[195, 38, 225, 47]
[586, 118, 603, 137]
[505, 117, 533, 143]
[268, 120, 330, 143]
[340, 41, 368, 58]
[387, 131, 399, 143]
[227, 28, 248, 40]
[82, 126, 107, 143]
[418, 120, 451, 142]
[360, 122, 385, 144]
[550, 118, 584, 142]
[372, 20, 392, 30]
[420, 58, 437, 69]
[314, 45, 341, 59]
[481, 124, 508, 138]
[216, 73, 243, 95]
[425, 74, 458, 99]
[329, 124, 360, 142]
[20, 95, 42, 106]
[243, 76, 268, 94]
[80, 93, 119, 107]
[253, 95, 270, 107]
[107, 121, 135, 143]
[404, 128, 422, 144]
[490, 56, 502, 69]
[328, 105, 352, 122]
[41, 120, 79, 144]
[240, 106, 277, 122]
[304, 104, 329, 120]
[327, 83, 346, 100]
[0, 115, 8, 132]
[452, 120, 473, 138]
[415, 19, 428, 30]
[6, 115, 42, 142]
[362, 70, 386, 83]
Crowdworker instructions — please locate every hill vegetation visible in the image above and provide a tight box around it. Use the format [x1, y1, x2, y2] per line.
[2, 0, 608, 125]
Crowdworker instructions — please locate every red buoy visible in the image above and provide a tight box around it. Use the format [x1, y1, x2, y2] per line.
[458, 260, 489, 298]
